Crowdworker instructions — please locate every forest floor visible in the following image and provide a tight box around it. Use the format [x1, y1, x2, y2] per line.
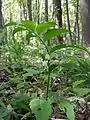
[0, 70, 90, 120]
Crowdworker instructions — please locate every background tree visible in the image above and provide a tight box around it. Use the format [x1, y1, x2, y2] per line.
[45, 0, 48, 21]
[2, 0, 82, 44]
[27, 0, 32, 20]
[80, 0, 90, 45]
[0, 0, 3, 28]
[53, 0, 63, 43]
[66, 0, 72, 42]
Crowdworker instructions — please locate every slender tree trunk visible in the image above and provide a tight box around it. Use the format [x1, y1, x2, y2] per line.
[45, 0, 48, 21]
[54, 0, 63, 43]
[35, 0, 39, 24]
[73, 0, 80, 44]
[37, 0, 40, 24]
[0, 0, 4, 45]
[73, 16, 77, 43]
[80, 0, 90, 45]
[76, 0, 80, 43]
[27, 0, 32, 20]
[54, 0, 62, 29]
[19, 1, 22, 20]
[66, 0, 72, 42]
[22, 2, 27, 20]
[0, 0, 3, 28]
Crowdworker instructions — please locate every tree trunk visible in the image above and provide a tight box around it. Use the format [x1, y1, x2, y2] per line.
[45, 0, 48, 21]
[66, 0, 72, 42]
[37, 0, 40, 24]
[53, 0, 63, 43]
[80, 0, 90, 45]
[22, 1, 27, 20]
[54, 0, 62, 28]
[27, 0, 32, 20]
[76, 0, 80, 43]
[0, 0, 3, 28]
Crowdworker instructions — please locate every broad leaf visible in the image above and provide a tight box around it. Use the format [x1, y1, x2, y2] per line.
[36, 22, 56, 34]
[73, 88, 90, 97]
[30, 98, 52, 120]
[73, 80, 85, 88]
[4, 21, 17, 27]
[59, 99, 75, 120]
[12, 27, 26, 35]
[50, 44, 69, 53]
[44, 29, 68, 41]
[20, 20, 36, 31]
[50, 44, 90, 55]
[23, 68, 39, 77]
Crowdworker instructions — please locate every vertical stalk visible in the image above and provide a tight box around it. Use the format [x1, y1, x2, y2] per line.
[44, 0, 50, 97]
[46, 60, 50, 98]
[35, 33, 50, 99]
[66, 0, 72, 42]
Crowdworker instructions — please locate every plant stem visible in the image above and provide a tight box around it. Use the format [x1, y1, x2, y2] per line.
[46, 60, 50, 99]
[34, 32, 49, 54]
[34, 32, 51, 99]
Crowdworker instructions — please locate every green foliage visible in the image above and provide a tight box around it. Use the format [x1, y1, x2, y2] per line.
[5, 21, 17, 27]
[44, 29, 68, 41]
[50, 44, 90, 55]
[72, 80, 85, 88]
[36, 22, 56, 34]
[30, 98, 52, 120]
[59, 99, 75, 120]
[12, 27, 26, 36]
[21, 20, 36, 31]
[1, 21, 90, 120]
[73, 88, 90, 97]
[23, 68, 39, 77]
[0, 100, 12, 120]
[11, 93, 30, 110]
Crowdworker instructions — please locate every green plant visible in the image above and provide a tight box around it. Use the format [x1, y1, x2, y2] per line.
[30, 98, 52, 120]
[3, 20, 90, 120]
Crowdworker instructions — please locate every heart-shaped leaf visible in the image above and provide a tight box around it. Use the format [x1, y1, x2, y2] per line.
[30, 98, 52, 120]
